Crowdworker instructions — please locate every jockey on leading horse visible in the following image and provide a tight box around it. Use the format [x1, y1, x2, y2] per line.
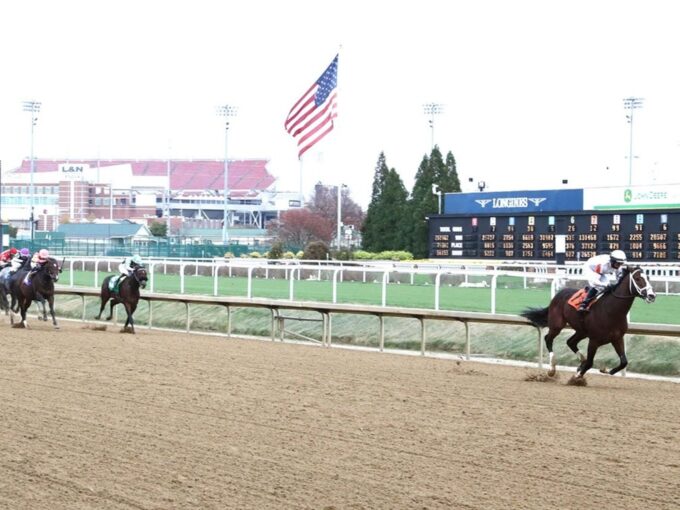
[578, 249, 627, 313]
[25, 248, 51, 286]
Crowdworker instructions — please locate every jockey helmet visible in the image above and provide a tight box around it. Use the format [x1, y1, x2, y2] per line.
[131, 254, 143, 266]
[20, 248, 30, 256]
[610, 249, 627, 266]
[9, 247, 18, 255]
[38, 248, 50, 261]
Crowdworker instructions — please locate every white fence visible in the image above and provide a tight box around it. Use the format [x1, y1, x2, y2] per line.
[61, 256, 680, 314]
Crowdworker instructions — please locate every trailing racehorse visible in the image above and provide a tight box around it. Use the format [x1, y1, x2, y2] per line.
[520, 266, 656, 379]
[0, 254, 31, 314]
[96, 266, 148, 334]
[9, 257, 62, 328]
[0, 266, 13, 313]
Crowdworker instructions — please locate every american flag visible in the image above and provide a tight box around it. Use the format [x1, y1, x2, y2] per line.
[285, 54, 338, 159]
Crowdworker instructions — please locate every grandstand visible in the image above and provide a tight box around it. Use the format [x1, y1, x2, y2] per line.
[2, 159, 301, 240]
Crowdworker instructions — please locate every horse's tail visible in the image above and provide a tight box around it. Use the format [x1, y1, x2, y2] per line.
[519, 307, 549, 328]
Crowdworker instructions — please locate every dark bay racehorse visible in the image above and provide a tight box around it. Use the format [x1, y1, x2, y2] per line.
[0, 267, 13, 313]
[520, 266, 656, 378]
[96, 267, 148, 334]
[0, 257, 31, 314]
[9, 257, 62, 328]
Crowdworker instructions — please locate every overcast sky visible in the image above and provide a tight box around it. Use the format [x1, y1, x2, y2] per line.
[2, 0, 679, 208]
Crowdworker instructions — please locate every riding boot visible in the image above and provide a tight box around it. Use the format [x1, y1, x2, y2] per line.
[25, 269, 37, 286]
[578, 287, 599, 313]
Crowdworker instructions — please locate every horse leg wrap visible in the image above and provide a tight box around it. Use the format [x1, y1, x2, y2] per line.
[547, 352, 557, 376]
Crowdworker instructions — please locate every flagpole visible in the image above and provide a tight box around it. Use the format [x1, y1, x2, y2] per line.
[334, 45, 342, 249]
[299, 157, 304, 205]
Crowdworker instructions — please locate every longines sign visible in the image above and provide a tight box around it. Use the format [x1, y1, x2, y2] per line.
[474, 197, 548, 209]
[59, 163, 89, 181]
[444, 189, 583, 215]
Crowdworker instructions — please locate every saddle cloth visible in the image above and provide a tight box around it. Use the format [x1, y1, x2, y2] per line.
[567, 288, 603, 310]
[109, 274, 127, 291]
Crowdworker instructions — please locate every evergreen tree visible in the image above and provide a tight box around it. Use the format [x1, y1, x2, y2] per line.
[408, 148, 443, 257]
[370, 152, 388, 202]
[407, 146, 461, 257]
[361, 152, 390, 251]
[442, 151, 461, 193]
[379, 168, 410, 251]
[361, 152, 410, 252]
[364, 147, 461, 256]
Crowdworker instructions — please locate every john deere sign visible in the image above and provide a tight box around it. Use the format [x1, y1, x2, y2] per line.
[584, 184, 680, 210]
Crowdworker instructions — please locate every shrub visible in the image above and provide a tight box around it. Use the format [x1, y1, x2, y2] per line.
[268, 242, 285, 259]
[333, 248, 354, 261]
[303, 241, 330, 260]
[353, 250, 414, 261]
[376, 250, 414, 261]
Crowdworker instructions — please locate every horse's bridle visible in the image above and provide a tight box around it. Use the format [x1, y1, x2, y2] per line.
[611, 267, 655, 302]
[37, 260, 60, 282]
[133, 267, 148, 288]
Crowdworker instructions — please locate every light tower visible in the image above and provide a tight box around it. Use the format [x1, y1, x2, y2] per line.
[423, 103, 444, 150]
[22, 100, 41, 241]
[216, 104, 238, 244]
[623, 97, 643, 186]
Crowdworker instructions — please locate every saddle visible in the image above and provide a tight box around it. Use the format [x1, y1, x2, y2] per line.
[109, 274, 127, 293]
[567, 288, 604, 311]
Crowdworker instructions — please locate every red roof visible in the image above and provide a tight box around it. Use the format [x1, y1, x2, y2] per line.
[13, 159, 276, 192]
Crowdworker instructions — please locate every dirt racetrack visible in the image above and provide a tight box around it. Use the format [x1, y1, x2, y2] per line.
[1, 317, 679, 510]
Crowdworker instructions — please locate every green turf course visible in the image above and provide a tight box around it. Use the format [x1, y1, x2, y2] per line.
[60, 268, 679, 324]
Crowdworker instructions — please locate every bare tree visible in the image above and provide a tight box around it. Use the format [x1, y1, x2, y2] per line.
[309, 183, 364, 230]
[268, 208, 334, 248]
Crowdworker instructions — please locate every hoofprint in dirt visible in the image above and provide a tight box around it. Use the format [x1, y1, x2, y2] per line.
[1, 319, 679, 509]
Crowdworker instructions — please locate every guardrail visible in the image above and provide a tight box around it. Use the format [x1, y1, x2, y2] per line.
[62, 257, 680, 318]
[55, 287, 680, 370]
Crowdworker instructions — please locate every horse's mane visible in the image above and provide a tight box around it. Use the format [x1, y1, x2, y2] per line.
[609, 265, 642, 292]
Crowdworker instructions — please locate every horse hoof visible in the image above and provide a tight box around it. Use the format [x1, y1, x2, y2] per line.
[547, 367, 556, 377]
